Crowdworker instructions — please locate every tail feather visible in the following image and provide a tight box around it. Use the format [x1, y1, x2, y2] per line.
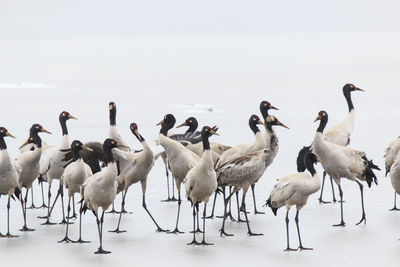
[264, 197, 278, 216]
[362, 155, 380, 188]
[12, 187, 21, 201]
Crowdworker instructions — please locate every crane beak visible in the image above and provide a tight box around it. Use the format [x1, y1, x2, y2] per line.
[355, 87, 364, 92]
[314, 115, 322, 122]
[257, 120, 264, 125]
[41, 128, 52, 134]
[277, 120, 289, 129]
[5, 132, 16, 139]
[68, 114, 78, 120]
[156, 119, 164, 126]
[270, 105, 279, 110]
[210, 129, 219, 136]
[82, 144, 93, 152]
[317, 157, 324, 163]
[19, 139, 30, 149]
[176, 122, 187, 128]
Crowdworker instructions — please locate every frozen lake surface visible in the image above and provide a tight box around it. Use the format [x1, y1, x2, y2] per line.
[1, 1, 400, 266]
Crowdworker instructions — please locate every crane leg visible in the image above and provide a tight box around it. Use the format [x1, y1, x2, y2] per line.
[295, 210, 312, 250]
[161, 163, 173, 202]
[205, 190, 218, 219]
[140, 179, 168, 232]
[58, 195, 74, 243]
[169, 189, 184, 234]
[284, 210, 296, 251]
[109, 190, 128, 233]
[94, 210, 111, 254]
[187, 204, 200, 245]
[236, 192, 246, 222]
[333, 184, 345, 227]
[318, 172, 330, 204]
[39, 176, 48, 208]
[219, 187, 235, 237]
[200, 203, 213, 245]
[329, 177, 337, 202]
[355, 181, 366, 225]
[389, 192, 400, 211]
[5, 195, 18, 237]
[241, 191, 262, 236]
[27, 186, 37, 209]
[251, 184, 264, 214]
[19, 188, 35, 231]
[40, 184, 57, 225]
[73, 200, 90, 243]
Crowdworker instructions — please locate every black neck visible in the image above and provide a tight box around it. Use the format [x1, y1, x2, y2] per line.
[32, 132, 42, 148]
[343, 88, 354, 112]
[104, 147, 115, 164]
[72, 148, 82, 161]
[260, 105, 269, 120]
[201, 132, 210, 151]
[133, 132, 145, 142]
[110, 108, 116, 126]
[250, 122, 260, 135]
[160, 122, 173, 136]
[305, 159, 316, 176]
[317, 115, 328, 133]
[0, 136, 6, 150]
[59, 117, 69, 136]
[185, 121, 198, 134]
[265, 121, 273, 133]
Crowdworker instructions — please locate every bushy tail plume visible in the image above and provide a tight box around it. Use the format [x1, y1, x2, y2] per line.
[362, 155, 380, 188]
[264, 197, 278, 216]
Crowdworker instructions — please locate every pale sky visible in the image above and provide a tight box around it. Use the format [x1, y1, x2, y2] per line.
[1, 0, 400, 40]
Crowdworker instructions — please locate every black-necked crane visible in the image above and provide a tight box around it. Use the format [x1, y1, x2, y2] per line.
[184, 126, 218, 245]
[312, 110, 380, 226]
[18, 138, 47, 209]
[17, 124, 51, 231]
[107, 101, 131, 214]
[58, 140, 93, 243]
[39, 111, 77, 225]
[384, 136, 400, 211]
[298, 84, 364, 204]
[0, 127, 20, 237]
[266, 152, 320, 251]
[160, 116, 201, 202]
[157, 114, 200, 234]
[217, 115, 289, 236]
[249, 100, 279, 214]
[81, 138, 129, 254]
[208, 114, 265, 220]
[110, 123, 167, 233]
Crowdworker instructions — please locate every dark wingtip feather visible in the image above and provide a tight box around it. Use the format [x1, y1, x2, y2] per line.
[265, 198, 278, 216]
[12, 187, 21, 201]
[362, 155, 380, 188]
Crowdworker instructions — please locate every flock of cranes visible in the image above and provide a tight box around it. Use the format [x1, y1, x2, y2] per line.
[0, 83, 398, 254]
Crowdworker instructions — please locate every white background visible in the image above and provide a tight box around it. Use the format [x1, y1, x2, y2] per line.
[0, 1, 400, 266]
